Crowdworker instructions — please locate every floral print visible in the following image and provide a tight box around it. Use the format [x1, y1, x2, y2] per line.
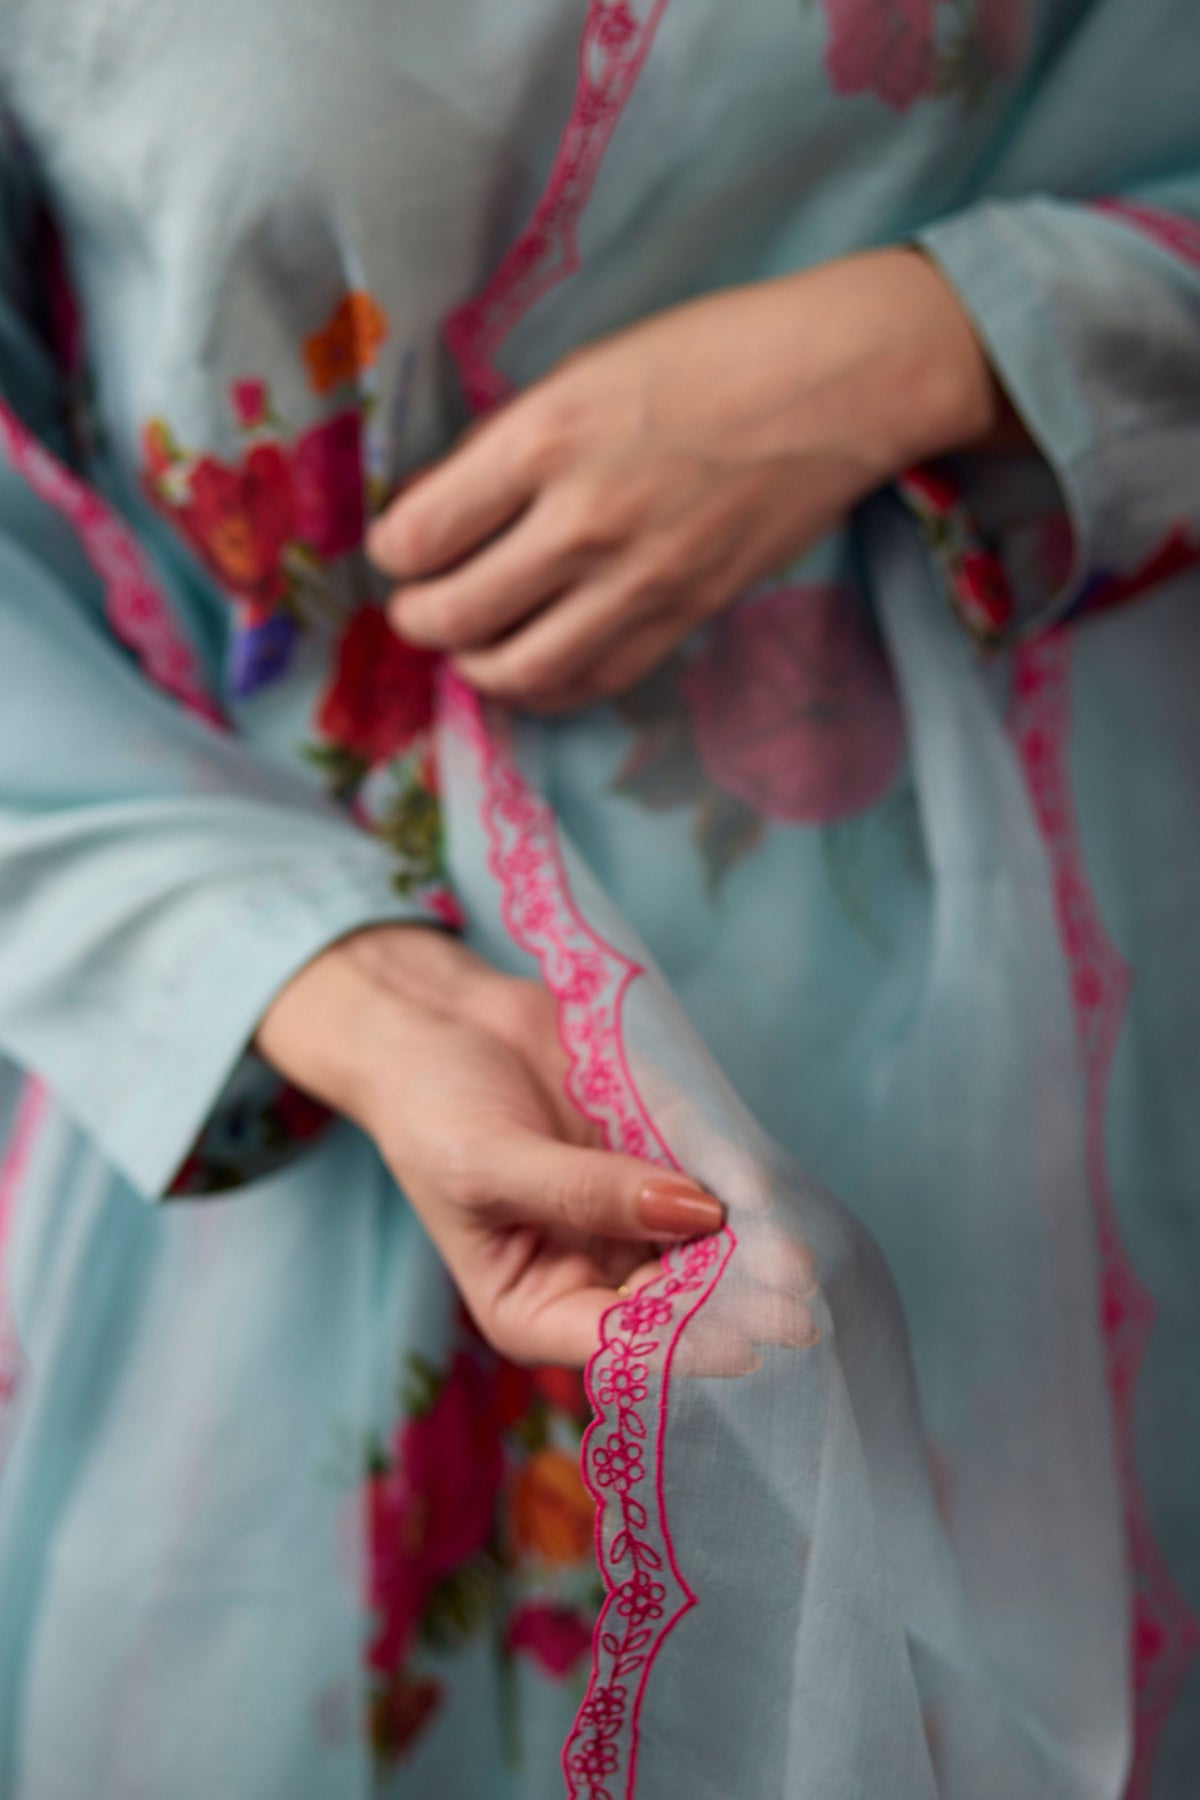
[613, 583, 905, 890]
[315, 607, 435, 771]
[352, 1338, 600, 1770]
[141, 290, 386, 696]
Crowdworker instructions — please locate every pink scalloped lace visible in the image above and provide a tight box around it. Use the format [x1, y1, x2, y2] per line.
[441, 669, 735, 1800]
[1011, 635, 1200, 1798]
[439, 9, 730, 1792]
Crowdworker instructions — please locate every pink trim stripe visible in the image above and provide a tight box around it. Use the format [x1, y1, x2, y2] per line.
[0, 1077, 49, 1456]
[1093, 200, 1200, 275]
[1011, 637, 1200, 1798]
[443, 0, 671, 414]
[0, 398, 222, 727]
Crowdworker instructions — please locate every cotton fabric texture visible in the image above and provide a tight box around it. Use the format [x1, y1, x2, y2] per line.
[0, 2, 1199, 1796]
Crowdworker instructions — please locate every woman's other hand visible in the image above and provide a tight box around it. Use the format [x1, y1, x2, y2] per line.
[369, 248, 1007, 711]
[255, 925, 723, 1365]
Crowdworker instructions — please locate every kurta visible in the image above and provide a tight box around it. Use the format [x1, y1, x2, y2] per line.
[0, 2, 1199, 1796]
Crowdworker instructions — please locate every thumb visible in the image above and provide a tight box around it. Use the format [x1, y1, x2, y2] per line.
[493, 1129, 725, 1244]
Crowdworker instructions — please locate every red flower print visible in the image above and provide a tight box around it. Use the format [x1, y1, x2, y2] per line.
[317, 607, 436, 766]
[293, 411, 366, 560]
[823, 0, 937, 111]
[682, 585, 905, 826]
[507, 1603, 594, 1678]
[176, 443, 295, 616]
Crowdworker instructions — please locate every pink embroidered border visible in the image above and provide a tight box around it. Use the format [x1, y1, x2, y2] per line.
[1011, 636, 1200, 1798]
[443, 0, 670, 413]
[439, 8, 718, 1791]
[441, 670, 734, 1800]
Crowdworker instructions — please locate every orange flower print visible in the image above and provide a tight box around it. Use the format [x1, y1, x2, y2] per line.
[303, 292, 389, 395]
[509, 1448, 595, 1568]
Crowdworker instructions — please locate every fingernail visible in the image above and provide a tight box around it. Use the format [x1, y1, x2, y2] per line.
[637, 1176, 724, 1238]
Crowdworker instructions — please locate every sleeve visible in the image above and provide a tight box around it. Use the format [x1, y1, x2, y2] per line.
[903, 3, 1200, 647]
[0, 132, 448, 1199]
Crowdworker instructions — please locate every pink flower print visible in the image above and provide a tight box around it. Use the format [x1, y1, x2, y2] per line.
[293, 411, 367, 559]
[507, 1603, 594, 1678]
[682, 584, 905, 826]
[823, 0, 938, 111]
[591, 1430, 645, 1495]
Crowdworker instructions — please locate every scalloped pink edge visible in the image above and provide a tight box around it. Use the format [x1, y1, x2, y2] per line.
[440, 669, 734, 1800]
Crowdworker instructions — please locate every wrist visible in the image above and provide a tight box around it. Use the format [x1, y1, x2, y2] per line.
[255, 924, 485, 1132]
[830, 249, 1005, 479]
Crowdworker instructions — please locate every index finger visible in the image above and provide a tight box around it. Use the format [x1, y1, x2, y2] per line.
[367, 415, 535, 580]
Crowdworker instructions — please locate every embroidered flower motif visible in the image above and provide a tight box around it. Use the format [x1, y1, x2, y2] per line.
[823, 0, 937, 111]
[580, 1683, 627, 1732]
[594, 1347, 649, 1410]
[316, 607, 436, 768]
[507, 1603, 594, 1677]
[616, 1292, 674, 1335]
[615, 1569, 667, 1627]
[303, 291, 390, 395]
[590, 1431, 644, 1495]
[510, 1448, 596, 1566]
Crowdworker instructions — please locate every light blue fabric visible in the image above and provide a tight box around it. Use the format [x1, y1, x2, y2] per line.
[0, 2, 1198, 1795]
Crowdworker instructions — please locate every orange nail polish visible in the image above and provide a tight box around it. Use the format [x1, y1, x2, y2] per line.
[637, 1176, 725, 1238]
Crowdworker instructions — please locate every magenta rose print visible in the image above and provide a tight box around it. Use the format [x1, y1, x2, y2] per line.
[612, 582, 906, 892]
[817, 0, 1031, 111]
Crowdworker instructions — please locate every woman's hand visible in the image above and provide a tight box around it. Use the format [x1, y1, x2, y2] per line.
[369, 248, 1007, 711]
[255, 925, 723, 1365]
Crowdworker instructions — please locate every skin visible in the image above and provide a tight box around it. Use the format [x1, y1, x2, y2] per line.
[258, 249, 1019, 1366]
